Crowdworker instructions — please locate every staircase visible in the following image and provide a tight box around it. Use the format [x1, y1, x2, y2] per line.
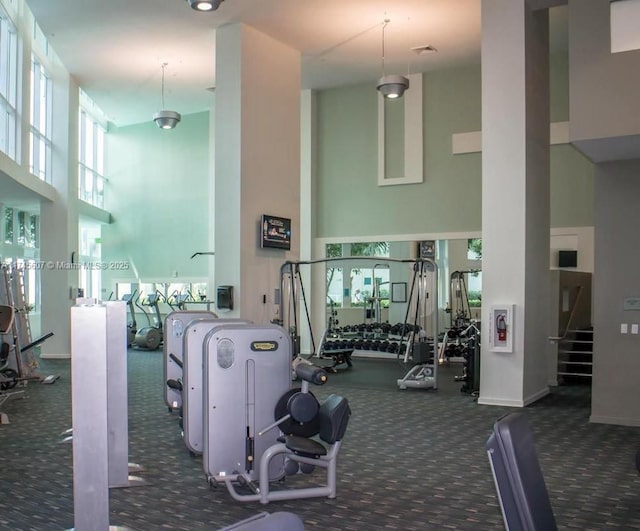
[556, 327, 593, 384]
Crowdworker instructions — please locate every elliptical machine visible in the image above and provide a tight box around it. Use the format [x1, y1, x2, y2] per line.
[122, 289, 138, 347]
[133, 291, 163, 351]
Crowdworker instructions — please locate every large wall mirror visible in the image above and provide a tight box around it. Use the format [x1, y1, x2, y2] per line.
[323, 239, 482, 340]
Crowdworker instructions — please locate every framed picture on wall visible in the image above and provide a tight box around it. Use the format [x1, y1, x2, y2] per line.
[391, 282, 407, 303]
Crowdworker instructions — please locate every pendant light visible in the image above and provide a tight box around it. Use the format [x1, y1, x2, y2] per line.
[376, 19, 409, 99]
[153, 63, 181, 130]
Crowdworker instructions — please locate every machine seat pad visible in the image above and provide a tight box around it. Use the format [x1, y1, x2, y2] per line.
[283, 435, 327, 458]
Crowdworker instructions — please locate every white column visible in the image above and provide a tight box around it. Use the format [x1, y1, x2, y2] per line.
[40, 73, 79, 358]
[214, 24, 301, 325]
[479, 0, 551, 406]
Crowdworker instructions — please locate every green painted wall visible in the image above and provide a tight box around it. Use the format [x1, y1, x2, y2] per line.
[316, 54, 593, 239]
[101, 111, 210, 288]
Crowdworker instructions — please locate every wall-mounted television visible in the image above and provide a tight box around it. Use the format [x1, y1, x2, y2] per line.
[261, 214, 291, 250]
[558, 250, 577, 268]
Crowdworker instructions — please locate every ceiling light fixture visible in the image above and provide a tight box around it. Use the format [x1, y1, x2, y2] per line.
[376, 19, 409, 99]
[188, 0, 223, 11]
[153, 63, 181, 130]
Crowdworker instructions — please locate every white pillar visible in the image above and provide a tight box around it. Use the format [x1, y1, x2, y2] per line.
[214, 24, 301, 325]
[479, 0, 551, 406]
[40, 73, 79, 358]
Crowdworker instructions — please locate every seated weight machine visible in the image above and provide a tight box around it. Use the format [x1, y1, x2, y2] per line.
[163, 313, 251, 455]
[163, 309, 217, 413]
[203, 334, 351, 504]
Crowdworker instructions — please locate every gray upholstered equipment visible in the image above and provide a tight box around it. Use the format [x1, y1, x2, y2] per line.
[223, 363, 351, 504]
[217, 511, 304, 531]
[486, 412, 557, 531]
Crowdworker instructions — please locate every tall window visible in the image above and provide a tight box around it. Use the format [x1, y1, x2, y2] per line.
[30, 55, 52, 182]
[4, 206, 13, 243]
[78, 91, 106, 208]
[79, 222, 101, 299]
[0, 8, 18, 160]
[3, 206, 39, 247]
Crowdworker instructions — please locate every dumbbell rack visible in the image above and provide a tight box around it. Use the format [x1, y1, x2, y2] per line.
[318, 322, 418, 360]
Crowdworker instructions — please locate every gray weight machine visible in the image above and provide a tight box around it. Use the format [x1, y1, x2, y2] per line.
[163, 309, 217, 413]
[165, 314, 251, 454]
[202, 325, 351, 505]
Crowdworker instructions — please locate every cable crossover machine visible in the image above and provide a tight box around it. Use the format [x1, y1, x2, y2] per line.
[278, 256, 439, 390]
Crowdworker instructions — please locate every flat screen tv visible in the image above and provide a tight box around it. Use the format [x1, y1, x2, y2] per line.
[261, 214, 291, 250]
[558, 250, 577, 268]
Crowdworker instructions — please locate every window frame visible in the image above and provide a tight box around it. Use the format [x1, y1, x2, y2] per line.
[29, 54, 53, 182]
[0, 8, 19, 160]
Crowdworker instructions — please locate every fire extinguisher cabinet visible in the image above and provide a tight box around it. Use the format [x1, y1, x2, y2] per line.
[490, 305, 514, 353]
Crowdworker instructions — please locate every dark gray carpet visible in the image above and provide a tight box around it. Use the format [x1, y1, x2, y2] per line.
[1, 352, 639, 530]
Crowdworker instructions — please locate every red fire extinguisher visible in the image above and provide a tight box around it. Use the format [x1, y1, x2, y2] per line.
[496, 314, 507, 342]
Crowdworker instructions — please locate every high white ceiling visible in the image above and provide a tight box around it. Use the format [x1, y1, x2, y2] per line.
[24, 0, 567, 128]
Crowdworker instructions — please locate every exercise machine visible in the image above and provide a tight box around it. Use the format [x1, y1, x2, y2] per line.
[363, 263, 390, 324]
[133, 291, 164, 350]
[121, 289, 138, 347]
[315, 297, 354, 372]
[0, 264, 56, 394]
[177, 316, 251, 455]
[486, 413, 557, 530]
[167, 291, 194, 311]
[203, 329, 351, 505]
[279, 256, 437, 375]
[203, 323, 293, 485]
[163, 309, 217, 413]
[452, 321, 480, 395]
[396, 259, 440, 390]
[0, 304, 22, 424]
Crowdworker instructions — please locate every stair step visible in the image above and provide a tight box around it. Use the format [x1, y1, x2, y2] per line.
[558, 371, 592, 377]
[559, 339, 593, 344]
[558, 360, 593, 366]
[558, 349, 593, 355]
[567, 329, 593, 334]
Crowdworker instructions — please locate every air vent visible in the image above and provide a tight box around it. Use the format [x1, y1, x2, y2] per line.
[411, 45, 438, 55]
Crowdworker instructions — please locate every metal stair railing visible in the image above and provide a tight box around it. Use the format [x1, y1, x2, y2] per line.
[556, 328, 593, 379]
[548, 286, 593, 380]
